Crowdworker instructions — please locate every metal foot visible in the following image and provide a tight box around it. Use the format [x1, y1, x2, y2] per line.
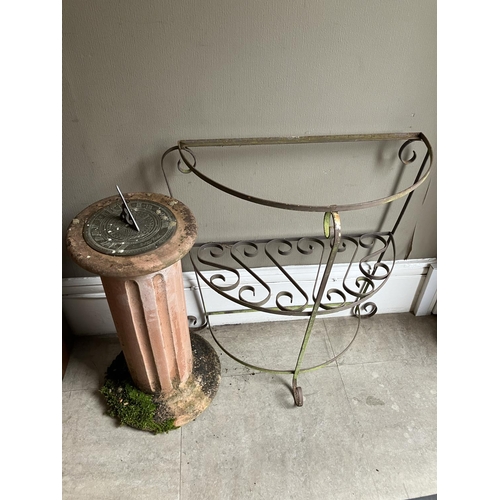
[292, 383, 303, 407]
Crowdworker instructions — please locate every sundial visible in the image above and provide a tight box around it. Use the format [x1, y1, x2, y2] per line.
[83, 186, 178, 256]
[67, 189, 198, 278]
[66, 188, 221, 430]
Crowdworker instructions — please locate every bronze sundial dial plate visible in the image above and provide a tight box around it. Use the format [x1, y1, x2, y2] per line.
[66, 192, 197, 278]
[83, 199, 178, 256]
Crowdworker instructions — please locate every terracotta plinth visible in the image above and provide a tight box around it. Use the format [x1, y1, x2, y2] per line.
[66, 192, 220, 429]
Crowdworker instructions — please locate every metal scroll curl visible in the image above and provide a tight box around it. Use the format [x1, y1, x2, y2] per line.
[265, 239, 309, 312]
[196, 243, 241, 292]
[398, 138, 419, 165]
[230, 241, 272, 307]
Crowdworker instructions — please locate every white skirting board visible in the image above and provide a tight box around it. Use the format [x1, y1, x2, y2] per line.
[413, 261, 437, 316]
[62, 258, 437, 336]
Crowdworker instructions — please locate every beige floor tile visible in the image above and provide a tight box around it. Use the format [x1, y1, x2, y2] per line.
[338, 357, 437, 499]
[63, 389, 182, 500]
[62, 312, 437, 500]
[324, 312, 436, 366]
[181, 369, 379, 500]
[198, 318, 334, 376]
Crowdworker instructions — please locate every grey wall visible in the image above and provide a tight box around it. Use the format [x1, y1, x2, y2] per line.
[62, 0, 436, 278]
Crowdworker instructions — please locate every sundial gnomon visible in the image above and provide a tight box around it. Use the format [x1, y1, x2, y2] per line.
[83, 186, 177, 256]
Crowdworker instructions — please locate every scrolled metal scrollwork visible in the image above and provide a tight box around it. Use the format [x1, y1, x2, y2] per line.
[353, 301, 378, 318]
[230, 241, 272, 307]
[358, 232, 393, 281]
[318, 287, 347, 311]
[296, 236, 325, 256]
[196, 243, 241, 291]
[265, 239, 309, 312]
[190, 231, 395, 317]
[398, 138, 419, 165]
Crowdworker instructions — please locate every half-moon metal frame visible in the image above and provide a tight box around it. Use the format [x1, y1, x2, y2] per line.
[162, 132, 433, 406]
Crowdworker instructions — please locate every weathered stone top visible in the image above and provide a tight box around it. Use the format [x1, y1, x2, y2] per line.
[66, 192, 197, 278]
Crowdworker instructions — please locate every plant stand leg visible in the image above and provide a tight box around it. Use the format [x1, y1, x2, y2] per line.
[291, 212, 341, 406]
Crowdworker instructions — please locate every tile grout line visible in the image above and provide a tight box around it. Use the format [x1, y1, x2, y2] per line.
[403, 482, 409, 499]
[333, 338, 383, 500]
[321, 319, 338, 367]
[179, 427, 183, 500]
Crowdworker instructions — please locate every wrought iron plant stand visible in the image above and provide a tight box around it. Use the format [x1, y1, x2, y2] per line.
[162, 133, 433, 407]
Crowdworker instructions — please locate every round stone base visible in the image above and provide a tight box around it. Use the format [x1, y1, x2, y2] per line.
[100, 333, 221, 433]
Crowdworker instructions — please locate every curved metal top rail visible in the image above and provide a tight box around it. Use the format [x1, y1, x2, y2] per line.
[168, 132, 432, 213]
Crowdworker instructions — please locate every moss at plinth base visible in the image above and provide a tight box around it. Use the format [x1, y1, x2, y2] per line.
[100, 333, 221, 433]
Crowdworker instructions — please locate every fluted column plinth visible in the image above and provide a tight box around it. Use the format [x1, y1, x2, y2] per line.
[101, 261, 192, 395]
